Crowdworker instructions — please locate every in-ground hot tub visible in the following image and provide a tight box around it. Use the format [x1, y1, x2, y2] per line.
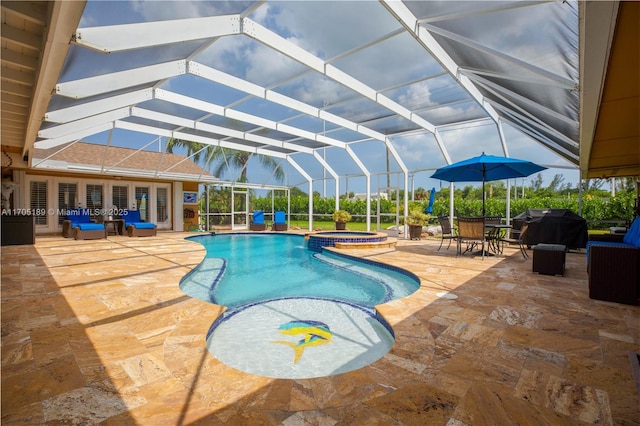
[305, 230, 388, 252]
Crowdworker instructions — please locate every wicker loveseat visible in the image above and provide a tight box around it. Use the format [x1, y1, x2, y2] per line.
[586, 217, 640, 305]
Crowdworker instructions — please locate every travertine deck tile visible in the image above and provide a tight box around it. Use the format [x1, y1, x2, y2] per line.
[2, 232, 639, 424]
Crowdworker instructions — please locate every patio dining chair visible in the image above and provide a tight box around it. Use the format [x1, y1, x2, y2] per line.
[456, 217, 485, 256]
[437, 215, 457, 251]
[500, 222, 530, 259]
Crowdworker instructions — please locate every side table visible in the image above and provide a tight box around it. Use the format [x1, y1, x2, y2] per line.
[104, 219, 125, 236]
[532, 243, 567, 276]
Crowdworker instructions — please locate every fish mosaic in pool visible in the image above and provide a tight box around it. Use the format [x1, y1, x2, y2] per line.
[273, 320, 332, 364]
[183, 234, 418, 378]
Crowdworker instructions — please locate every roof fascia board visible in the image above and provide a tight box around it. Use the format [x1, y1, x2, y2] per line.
[578, 1, 620, 177]
[381, 0, 500, 124]
[74, 15, 240, 53]
[24, 1, 87, 157]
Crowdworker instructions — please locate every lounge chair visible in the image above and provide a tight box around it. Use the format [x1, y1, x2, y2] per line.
[73, 222, 106, 240]
[122, 210, 157, 237]
[63, 209, 104, 239]
[65, 209, 106, 240]
[272, 211, 287, 231]
[437, 215, 457, 251]
[250, 210, 266, 231]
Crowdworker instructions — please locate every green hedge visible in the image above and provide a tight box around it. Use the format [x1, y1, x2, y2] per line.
[247, 190, 635, 225]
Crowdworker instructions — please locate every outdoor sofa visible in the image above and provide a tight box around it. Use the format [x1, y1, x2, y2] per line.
[586, 216, 640, 305]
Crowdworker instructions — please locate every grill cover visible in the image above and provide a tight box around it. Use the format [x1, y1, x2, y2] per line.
[515, 209, 588, 249]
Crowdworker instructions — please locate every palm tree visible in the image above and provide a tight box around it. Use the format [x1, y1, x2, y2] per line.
[165, 137, 284, 183]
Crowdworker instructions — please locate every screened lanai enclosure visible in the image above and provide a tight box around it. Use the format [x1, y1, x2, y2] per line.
[19, 1, 601, 231]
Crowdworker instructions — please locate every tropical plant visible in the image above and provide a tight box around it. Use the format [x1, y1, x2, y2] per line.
[165, 137, 284, 183]
[405, 210, 429, 226]
[332, 210, 352, 223]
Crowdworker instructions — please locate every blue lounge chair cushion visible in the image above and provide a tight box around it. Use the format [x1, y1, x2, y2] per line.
[274, 211, 285, 224]
[67, 209, 92, 225]
[75, 223, 104, 231]
[623, 217, 640, 247]
[253, 210, 265, 224]
[122, 210, 156, 229]
[130, 222, 155, 229]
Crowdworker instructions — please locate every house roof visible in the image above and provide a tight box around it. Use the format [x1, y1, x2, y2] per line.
[32, 142, 216, 182]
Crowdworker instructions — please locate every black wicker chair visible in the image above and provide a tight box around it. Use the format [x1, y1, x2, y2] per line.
[437, 216, 457, 251]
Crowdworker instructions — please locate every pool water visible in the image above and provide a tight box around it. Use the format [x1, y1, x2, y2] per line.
[182, 233, 418, 309]
[181, 233, 419, 378]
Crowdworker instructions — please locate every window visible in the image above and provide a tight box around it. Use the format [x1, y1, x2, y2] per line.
[86, 184, 103, 220]
[30, 181, 47, 225]
[135, 187, 149, 222]
[112, 185, 128, 215]
[58, 183, 77, 225]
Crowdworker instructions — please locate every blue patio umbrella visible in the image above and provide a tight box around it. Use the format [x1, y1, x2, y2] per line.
[425, 187, 436, 214]
[430, 153, 546, 216]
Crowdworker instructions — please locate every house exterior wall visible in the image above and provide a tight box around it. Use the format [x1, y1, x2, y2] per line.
[17, 171, 180, 235]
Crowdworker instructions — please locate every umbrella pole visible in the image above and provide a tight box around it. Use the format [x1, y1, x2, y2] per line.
[482, 167, 486, 259]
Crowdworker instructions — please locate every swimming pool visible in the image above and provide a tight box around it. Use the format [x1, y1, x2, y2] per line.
[181, 233, 419, 378]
